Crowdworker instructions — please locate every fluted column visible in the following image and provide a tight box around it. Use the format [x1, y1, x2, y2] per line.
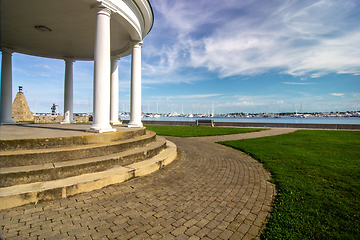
[0, 48, 15, 125]
[128, 41, 143, 128]
[110, 57, 122, 125]
[87, 6, 115, 133]
[61, 59, 75, 124]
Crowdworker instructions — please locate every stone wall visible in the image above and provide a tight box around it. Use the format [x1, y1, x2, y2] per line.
[34, 115, 90, 123]
[34, 115, 63, 123]
[74, 116, 90, 123]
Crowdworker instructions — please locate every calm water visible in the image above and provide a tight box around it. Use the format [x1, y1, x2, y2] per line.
[121, 116, 360, 125]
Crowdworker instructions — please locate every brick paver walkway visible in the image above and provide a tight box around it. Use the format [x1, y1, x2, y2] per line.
[0, 128, 297, 240]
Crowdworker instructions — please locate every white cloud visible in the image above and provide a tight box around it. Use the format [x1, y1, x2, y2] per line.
[25, 73, 50, 77]
[147, 0, 360, 82]
[151, 94, 221, 99]
[283, 82, 314, 85]
[331, 93, 345, 97]
[31, 64, 50, 69]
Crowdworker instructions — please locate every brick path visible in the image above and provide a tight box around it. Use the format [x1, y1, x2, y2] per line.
[0, 128, 297, 240]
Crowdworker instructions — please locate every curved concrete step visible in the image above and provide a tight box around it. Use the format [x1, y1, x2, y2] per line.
[0, 140, 177, 210]
[0, 131, 156, 168]
[1, 136, 167, 187]
[0, 127, 146, 151]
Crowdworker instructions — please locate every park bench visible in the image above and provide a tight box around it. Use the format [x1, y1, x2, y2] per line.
[196, 119, 214, 127]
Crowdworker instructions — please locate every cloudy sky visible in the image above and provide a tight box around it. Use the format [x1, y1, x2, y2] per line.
[3, 0, 360, 114]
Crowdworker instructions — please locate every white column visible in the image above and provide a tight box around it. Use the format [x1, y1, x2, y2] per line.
[61, 59, 75, 124]
[128, 41, 143, 128]
[0, 48, 15, 125]
[87, 6, 115, 133]
[110, 57, 122, 125]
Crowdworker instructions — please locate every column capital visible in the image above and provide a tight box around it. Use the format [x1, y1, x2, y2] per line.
[1, 47, 15, 55]
[63, 58, 75, 63]
[92, 4, 112, 17]
[131, 41, 143, 49]
[111, 55, 121, 61]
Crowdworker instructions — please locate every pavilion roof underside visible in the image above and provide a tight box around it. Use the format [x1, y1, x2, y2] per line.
[1, 0, 151, 60]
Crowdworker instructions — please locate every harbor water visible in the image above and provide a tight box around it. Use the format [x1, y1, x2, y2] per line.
[120, 115, 360, 125]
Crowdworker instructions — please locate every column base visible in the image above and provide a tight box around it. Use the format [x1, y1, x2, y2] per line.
[110, 121, 122, 125]
[0, 121, 15, 125]
[86, 127, 116, 133]
[60, 121, 75, 124]
[86, 123, 116, 133]
[128, 122, 143, 128]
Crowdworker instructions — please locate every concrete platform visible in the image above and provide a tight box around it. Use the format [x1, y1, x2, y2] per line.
[0, 123, 177, 210]
[0, 123, 132, 140]
[0, 123, 148, 151]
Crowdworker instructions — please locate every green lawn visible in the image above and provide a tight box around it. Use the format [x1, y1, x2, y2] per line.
[220, 130, 360, 239]
[144, 124, 265, 137]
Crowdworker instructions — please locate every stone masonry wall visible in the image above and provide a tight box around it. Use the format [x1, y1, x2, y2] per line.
[34, 115, 90, 123]
[12, 92, 34, 122]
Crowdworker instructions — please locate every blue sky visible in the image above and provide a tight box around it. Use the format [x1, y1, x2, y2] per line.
[2, 0, 360, 114]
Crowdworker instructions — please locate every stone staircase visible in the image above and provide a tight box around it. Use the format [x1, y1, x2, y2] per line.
[0, 128, 177, 210]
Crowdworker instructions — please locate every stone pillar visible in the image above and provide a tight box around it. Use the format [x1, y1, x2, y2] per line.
[110, 57, 122, 125]
[61, 59, 75, 124]
[87, 6, 115, 133]
[128, 41, 143, 128]
[0, 48, 15, 125]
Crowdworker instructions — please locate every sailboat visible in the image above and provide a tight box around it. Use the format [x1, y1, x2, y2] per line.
[154, 102, 160, 117]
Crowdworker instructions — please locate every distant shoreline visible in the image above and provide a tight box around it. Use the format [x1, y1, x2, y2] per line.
[124, 119, 360, 130]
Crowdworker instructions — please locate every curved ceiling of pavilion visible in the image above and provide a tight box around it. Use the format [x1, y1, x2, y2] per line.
[1, 0, 154, 60]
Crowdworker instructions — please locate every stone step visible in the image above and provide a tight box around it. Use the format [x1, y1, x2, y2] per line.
[0, 131, 155, 168]
[0, 126, 146, 151]
[1, 136, 167, 187]
[0, 140, 177, 210]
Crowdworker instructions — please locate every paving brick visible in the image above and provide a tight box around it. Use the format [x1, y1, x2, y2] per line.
[187, 236, 200, 240]
[207, 228, 222, 239]
[159, 233, 176, 240]
[158, 226, 176, 237]
[183, 212, 197, 221]
[237, 223, 251, 234]
[134, 223, 152, 235]
[184, 225, 200, 236]
[114, 231, 136, 240]
[194, 227, 211, 238]
[218, 229, 234, 240]
[171, 218, 186, 228]
[149, 233, 163, 239]
[195, 218, 209, 228]
[216, 220, 230, 231]
[171, 226, 187, 237]
[175, 233, 189, 240]
[229, 231, 245, 240]
[107, 228, 128, 239]
[147, 224, 164, 235]
[204, 212, 217, 221]
[113, 216, 131, 225]
[183, 219, 198, 228]
[130, 232, 150, 240]
[125, 223, 142, 232]
[110, 222, 129, 232]
[214, 213, 227, 222]
[205, 219, 220, 230]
